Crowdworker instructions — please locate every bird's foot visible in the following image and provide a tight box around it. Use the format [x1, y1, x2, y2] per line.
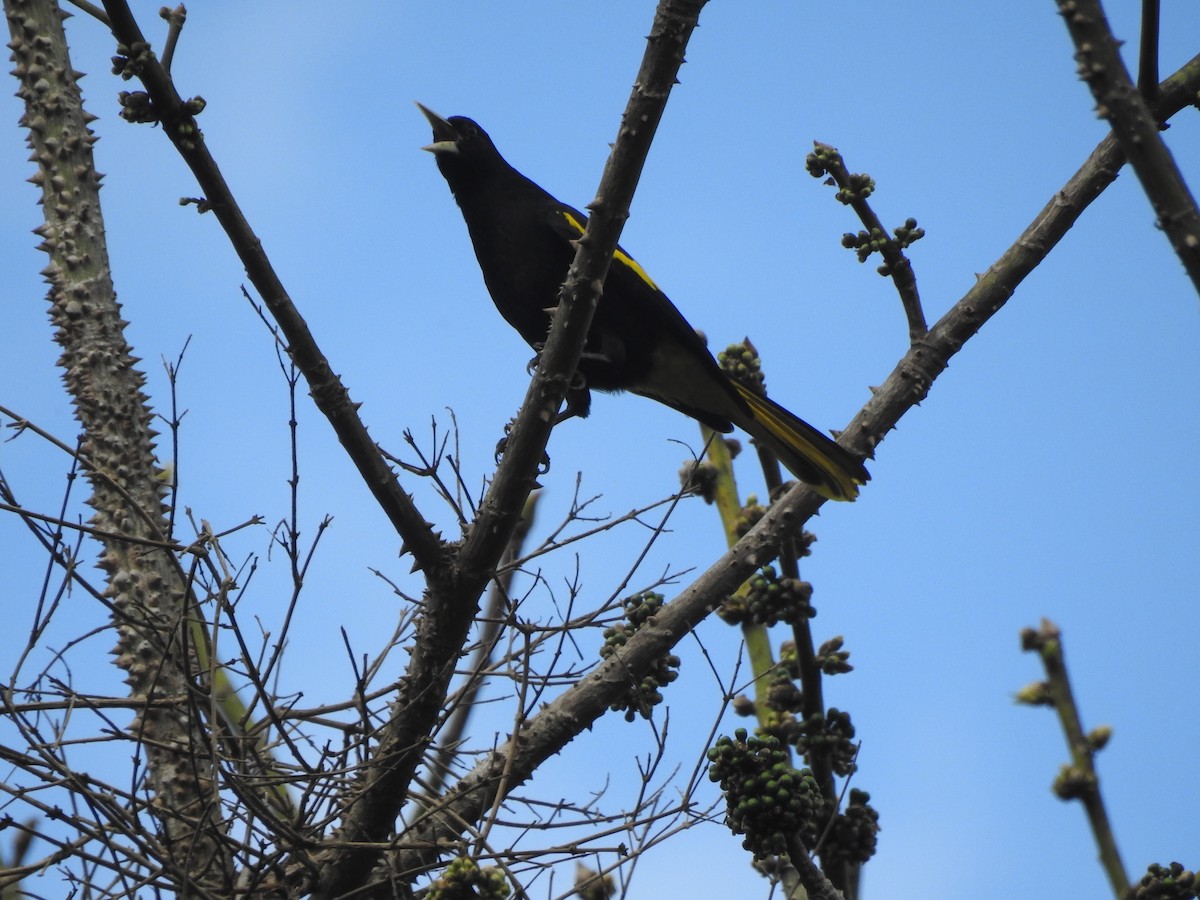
[495, 419, 551, 474]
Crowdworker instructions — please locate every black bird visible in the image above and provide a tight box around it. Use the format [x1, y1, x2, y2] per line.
[417, 103, 869, 501]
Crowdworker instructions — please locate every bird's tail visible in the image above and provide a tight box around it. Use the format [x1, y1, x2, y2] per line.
[731, 383, 869, 502]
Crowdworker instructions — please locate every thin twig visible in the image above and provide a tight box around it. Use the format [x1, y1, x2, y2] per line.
[1020, 619, 1129, 896]
[62, 0, 109, 23]
[0, 499, 199, 554]
[158, 4, 184, 74]
[808, 142, 927, 341]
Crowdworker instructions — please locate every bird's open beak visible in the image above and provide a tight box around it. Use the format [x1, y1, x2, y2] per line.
[415, 101, 459, 154]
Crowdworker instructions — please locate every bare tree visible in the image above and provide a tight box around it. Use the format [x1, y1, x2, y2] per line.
[1, 1, 1197, 898]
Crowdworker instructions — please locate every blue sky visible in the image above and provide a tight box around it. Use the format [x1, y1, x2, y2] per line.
[1, 3, 1197, 898]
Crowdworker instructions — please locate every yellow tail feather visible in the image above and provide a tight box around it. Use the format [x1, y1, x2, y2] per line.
[732, 383, 869, 502]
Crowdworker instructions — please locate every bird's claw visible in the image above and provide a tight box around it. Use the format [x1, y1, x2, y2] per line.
[494, 420, 551, 474]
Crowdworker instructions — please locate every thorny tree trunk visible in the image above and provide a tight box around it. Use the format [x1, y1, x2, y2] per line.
[5, 0, 233, 891]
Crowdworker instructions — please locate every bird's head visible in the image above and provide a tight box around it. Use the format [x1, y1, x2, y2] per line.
[416, 102, 508, 188]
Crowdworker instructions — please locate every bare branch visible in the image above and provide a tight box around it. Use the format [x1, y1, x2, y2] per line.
[97, 0, 448, 575]
[1055, 0, 1200, 293]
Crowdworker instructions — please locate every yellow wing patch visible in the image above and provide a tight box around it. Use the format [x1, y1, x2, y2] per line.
[562, 211, 659, 291]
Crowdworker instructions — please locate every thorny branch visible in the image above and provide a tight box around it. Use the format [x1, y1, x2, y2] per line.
[1055, 0, 1200, 293]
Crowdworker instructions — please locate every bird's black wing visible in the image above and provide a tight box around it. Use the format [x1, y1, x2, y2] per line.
[545, 206, 748, 433]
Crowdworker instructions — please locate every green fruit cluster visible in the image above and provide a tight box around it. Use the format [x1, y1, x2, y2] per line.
[718, 342, 766, 396]
[823, 788, 880, 866]
[719, 565, 813, 627]
[797, 707, 858, 778]
[1128, 862, 1198, 900]
[707, 729, 821, 860]
[600, 592, 680, 721]
[426, 857, 510, 900]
